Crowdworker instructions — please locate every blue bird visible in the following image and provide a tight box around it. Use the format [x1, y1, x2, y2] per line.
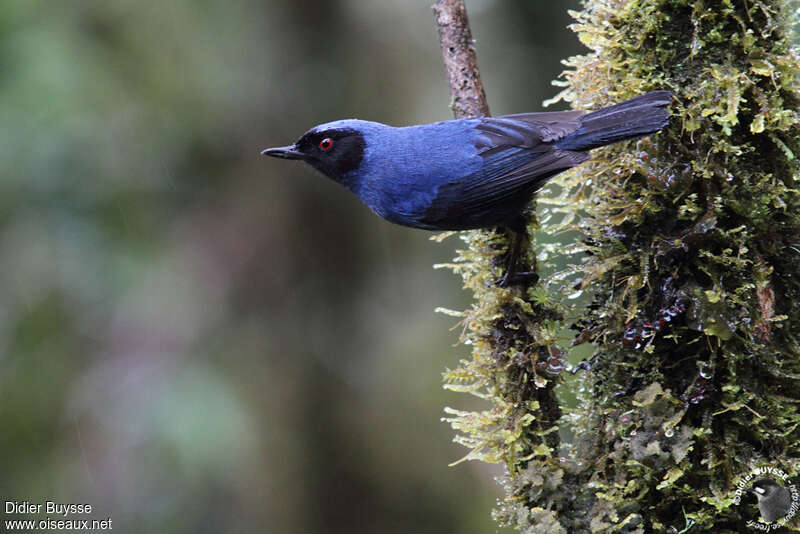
[263, 91, 672, 285]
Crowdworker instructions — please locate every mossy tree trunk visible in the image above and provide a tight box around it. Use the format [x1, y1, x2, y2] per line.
[440, 1, 800, 532]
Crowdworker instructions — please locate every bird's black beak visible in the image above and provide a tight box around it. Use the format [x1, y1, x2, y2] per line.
[261, 145, 305, 160]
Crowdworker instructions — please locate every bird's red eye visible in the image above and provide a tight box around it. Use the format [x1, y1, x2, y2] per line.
[319, 138, 334, 151]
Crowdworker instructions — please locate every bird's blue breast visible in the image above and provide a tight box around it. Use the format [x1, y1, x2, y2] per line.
[346, 119, 484, 228]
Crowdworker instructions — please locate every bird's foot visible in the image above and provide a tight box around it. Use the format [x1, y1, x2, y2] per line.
[495, 270, 539, 288]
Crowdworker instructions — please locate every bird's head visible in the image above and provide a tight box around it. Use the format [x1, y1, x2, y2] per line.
[262, 120, 372, 190]
[749, 478, 784, 501]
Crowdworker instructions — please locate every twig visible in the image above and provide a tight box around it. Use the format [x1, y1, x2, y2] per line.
[432, 0, 490, 119]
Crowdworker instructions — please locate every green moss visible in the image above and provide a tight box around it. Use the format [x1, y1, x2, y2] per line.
[437, 226, 565, 467]
[441, 0, 800, 531]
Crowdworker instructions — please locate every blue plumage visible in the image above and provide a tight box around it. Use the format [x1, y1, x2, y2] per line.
[263, 91, 672, 233]
[338, 119, 485, 228]
[262, 91, 672, 285]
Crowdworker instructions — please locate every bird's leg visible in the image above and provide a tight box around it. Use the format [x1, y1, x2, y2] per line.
[495, 216, 539, 288]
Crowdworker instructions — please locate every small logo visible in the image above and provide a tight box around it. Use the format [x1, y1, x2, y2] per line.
[733, 466, 799, 530]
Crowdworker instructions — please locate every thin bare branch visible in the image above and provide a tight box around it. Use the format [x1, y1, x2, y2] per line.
[432, 0, 490, 119]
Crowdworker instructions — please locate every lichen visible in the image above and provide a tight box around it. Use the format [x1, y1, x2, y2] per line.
[440, 0, 800, 531]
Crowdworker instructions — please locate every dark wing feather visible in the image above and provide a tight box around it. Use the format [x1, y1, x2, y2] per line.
[497, 110, 585, 142]
[421, 113, 587, 230]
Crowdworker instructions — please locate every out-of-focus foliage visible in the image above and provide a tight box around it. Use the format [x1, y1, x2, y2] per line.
[0, 1, 581, 532]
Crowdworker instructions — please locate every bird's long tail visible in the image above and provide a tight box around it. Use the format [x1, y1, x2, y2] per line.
[555, 90, 673, 151]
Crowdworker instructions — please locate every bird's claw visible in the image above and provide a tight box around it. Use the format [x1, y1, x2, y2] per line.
[494, 270, 539, 288]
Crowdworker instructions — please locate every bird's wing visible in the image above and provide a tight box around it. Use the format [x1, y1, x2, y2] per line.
[483, 110, 585, 143]
[421, 113, 587, 229]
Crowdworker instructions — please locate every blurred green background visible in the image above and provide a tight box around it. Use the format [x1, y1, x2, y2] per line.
[0, 1, 581, 532]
